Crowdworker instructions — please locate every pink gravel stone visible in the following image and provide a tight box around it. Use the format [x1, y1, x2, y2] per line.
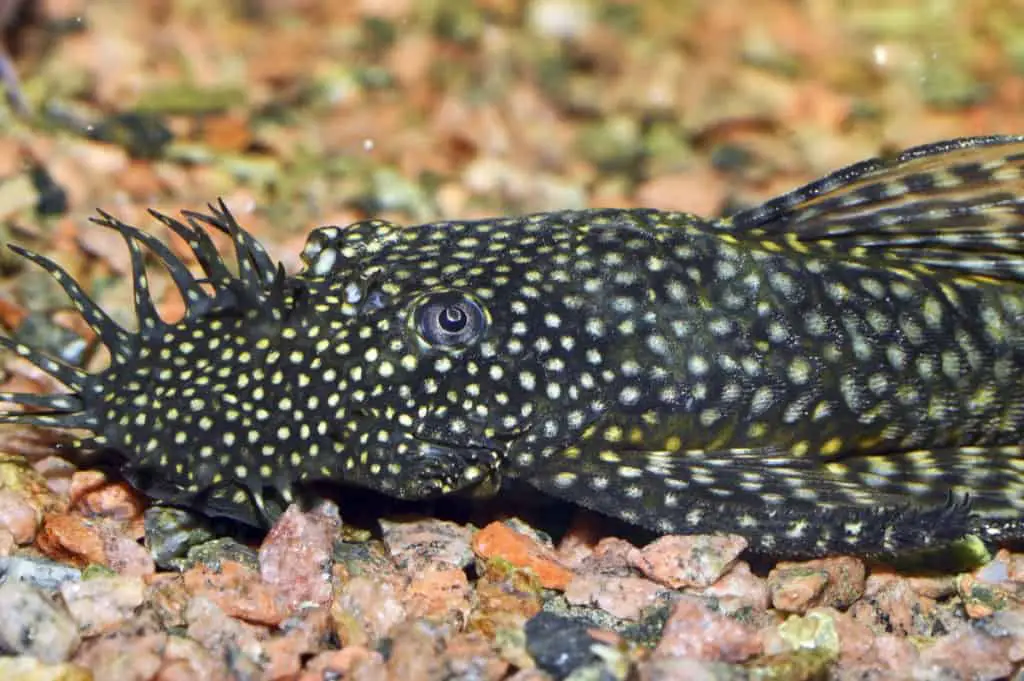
[697, 560, 770, 614]
[653, 595, 761, 662]
[913, 623, 1016, 680]
[629, 534, 747, 589]
[0, 526, 14, 556]
[576, 536, 637, 575]
[155, 635, 230, 681]
[60, 574, 146, 636]
[262, 607, 332, 680]
[73, 633, 165, 681]
[851, 574, 940, 637]
[259, 503, 340, 610]
[637, 657, 741, 681]
[0, 487, 39, 544]
[332, 574, 408, 647]
[102, 529, 156, 576]
[564, 574, 668, 620]
[183, 560, 292, 626]
[768, 556, 866, 614]
[184, 596, 266, 678]
[380, 517, 475, 572]
[68, 470, 146, 521]
[299, 647, 383, 681]
[405, 566, 473, 624]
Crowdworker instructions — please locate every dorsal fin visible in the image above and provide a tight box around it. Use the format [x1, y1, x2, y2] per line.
[726, 135, 1024, 282]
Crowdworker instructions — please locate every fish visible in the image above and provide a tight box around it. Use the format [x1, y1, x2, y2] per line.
[3, 134, 1024, 558]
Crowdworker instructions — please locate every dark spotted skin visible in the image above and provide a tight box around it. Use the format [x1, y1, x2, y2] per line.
[4, 135, 1024, 557]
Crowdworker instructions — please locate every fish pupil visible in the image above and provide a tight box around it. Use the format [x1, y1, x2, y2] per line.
[439, 305, 468, 333]
[416, 292, 486, 346]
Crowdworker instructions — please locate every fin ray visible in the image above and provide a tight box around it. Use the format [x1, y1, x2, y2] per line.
[0, 335, 90, 391]
[728, 135, 1024, 281]
[523, 446, 972, 557]
[183, 200, 276, 292]
[149, 209, 236, 287]
[7, 245, 129, 349]
[0, 392, 83, 412]
[91, 210, 210, 317]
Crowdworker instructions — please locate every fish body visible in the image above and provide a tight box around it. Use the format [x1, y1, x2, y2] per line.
[4, 135, 1024, 557]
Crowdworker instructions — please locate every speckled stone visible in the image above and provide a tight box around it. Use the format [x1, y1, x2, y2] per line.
[0, 581, 81, 663]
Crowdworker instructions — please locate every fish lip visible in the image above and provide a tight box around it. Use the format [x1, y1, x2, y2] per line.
[412, 436, 503, 467]
[407, 436, 505, 495]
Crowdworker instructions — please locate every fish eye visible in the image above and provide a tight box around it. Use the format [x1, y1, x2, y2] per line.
[414, 292, 487, 347]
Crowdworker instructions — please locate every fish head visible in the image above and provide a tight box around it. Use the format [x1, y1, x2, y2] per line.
[296, 211, 669, 499]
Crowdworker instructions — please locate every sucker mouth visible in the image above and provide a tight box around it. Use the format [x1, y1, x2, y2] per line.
[407, 436, 505, 490]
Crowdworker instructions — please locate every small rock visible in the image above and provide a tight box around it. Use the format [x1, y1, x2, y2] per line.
[810, 608, 918, 681]
[0, 526, 13, 555]
[770, 609, 841, 656]
[179, 536, 260, 573]
[768, 557, 866, 614]
[331, 574, 407, 647]
[0, 657, 92, 681]
[850, 574, 943, 638]
[183, 596, 265, 678]
[1002, 550, 1024, 584]
[0, 454, 65, 516]
[145, 574, 190, 630]
[59, 574, 145, 636]
[299, 647, 382, 681]
[564, 574, 668, 621]
[259, 503, 339, 609]
[575, 536, 637, 576]
[913, 621, 1015, 680]
[524, 612, 605, 678]
[653, 595, 761, 662]
[636, 657, 747, 681]
[183, 559, 291, 626]
[384, 619, 448, 680]
[0, 555, 82, 590]
[262, 607, 333, 680]
[72, 632, 165, 681]
[35, 514, 104, 567]
[142, 506, 217, 570]
[102, 528, 156, 576]
[981, 607, 1024, 660]
[957, 572, 1012, 619]
[527, 0, 593, 39]
[635, 165, 728, 216]
[36, 513, 154, 576]
[472, 521, 574, 590]
[629, 535, 747, 589]
[333, 539, 400, 582]
[745, 648, 835, 681]
[405, 566, 472, 624]
[0, 581, 81, 663]
[154, 635, 229, 681]
[906, 574, 957, 600]
[68, 471, 145, 521]
[466, 560, 544, 638]
[697, 560, 770, 614]
[443, 631, 510, 681]
[380, 517, 475, 572]
[504, 670, 554, 681]
[0, 487, 40, 543]
[555, 511, 605, 568]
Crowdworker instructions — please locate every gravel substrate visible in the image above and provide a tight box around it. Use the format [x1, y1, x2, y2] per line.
[2, 1, 1024, 679]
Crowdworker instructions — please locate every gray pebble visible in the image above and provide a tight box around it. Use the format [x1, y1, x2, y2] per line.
[0, 581, 80, 662]
[0, 556, 81, 591]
